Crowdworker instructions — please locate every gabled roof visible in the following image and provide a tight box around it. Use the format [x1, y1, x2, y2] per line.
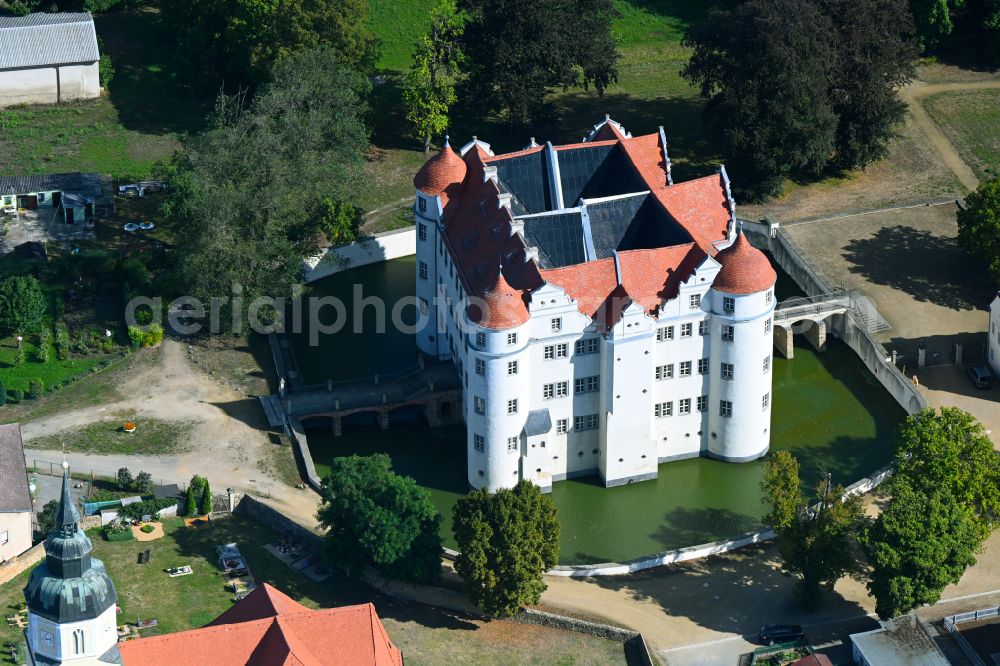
[119, 584, 402, 666]
[0, 13, 99, 70]
[0, 172, 102, 198]
[0, 424, 31, 512]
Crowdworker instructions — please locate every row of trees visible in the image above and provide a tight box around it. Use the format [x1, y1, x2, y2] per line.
[910, 0, 1000, 57]
[762, 407, 999, 618]
[317, 454, 559, 617]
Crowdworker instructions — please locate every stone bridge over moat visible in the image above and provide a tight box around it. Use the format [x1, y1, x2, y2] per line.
[771, 290, 880, 359]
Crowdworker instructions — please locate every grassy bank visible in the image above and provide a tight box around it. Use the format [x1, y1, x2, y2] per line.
[27, 417, 196, 455]
[924, 89, 1000, 182]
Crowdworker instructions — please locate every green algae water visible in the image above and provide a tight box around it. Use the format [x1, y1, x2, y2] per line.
[296, 258, 904, 565]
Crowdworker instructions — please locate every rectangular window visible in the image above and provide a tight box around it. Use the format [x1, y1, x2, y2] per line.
[763, 356, 770, 372]
[723, 296, 735, 313]
[574, 414, 599, 431]
[721, 362, 734, 380]
[722, 325, 734, 342]
[575, 338, 599, 355]
[689, 294, 701, 309]
[574, 376, 599, 394]
[551, 317, 562, 332]
[765, 290, 772, 304]
[697, 358, 709, 374]
[762, 393, 770, 410]
[765, 318, 772, 334]
[419, 297, 429, 315]
[476, 331, 486, 348]
[544, 345, 555, 360]
[699, 319, 709, 336]
[681, 323, 693, 338]
[507, 436, 518, 452]
[418, 197, 427, 213]
[654, 401, 673, 418]
[474, 434, 485, 451]
[556, 418, 568, 434]
[507, 360, 518, 375]
[657, 326, 675, 342]
[679, 361, 692, 377]
[655, 364, 674, 381]
[678, 398, 691, 415]
[720, 400, 733, 418]
[555, 381, 568, 397]
[543, 383, 554, 399]
[474, 396, 486, 415]
[697, 395, 707, 412]
[555, 343, 568, 358]
[419, 261, 428, 280]
[507, 332, 518, 346]
[507, 399, 518, 414]
[475, 358, 485, 375]
[0, 530, 7, 545]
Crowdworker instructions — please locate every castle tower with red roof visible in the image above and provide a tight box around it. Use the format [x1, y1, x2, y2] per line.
[413, 117, 777, 491]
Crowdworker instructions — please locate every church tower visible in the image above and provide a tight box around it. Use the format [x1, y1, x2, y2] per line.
[24, 463, 120, 666]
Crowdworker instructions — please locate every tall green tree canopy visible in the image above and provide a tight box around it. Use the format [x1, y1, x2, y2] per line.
[159, 0, 378, 84]
[683, 0, 915, 200]
[459, 0, 619, 124]
[0, 275, 46, 335]
[865, 482, 980, 618]
[164, 48, 369, 334]
[909, 0, 1000, 60]
[892, 407, 1000, 536]
[317, 454, 442, 583]
[958, 177, 1000, 283]
[761, 454, 866, 608]
[452, 480, 560, 617]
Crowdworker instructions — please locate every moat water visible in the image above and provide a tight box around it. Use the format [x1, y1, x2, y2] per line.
[292, 256, 904, 565]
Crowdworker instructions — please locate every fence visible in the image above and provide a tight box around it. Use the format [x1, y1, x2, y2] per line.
[943, 606, 999, 666]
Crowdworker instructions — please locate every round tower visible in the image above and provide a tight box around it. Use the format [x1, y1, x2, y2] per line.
[24, 463, 120, 665]
[706, 232, 777, 462]
[464, 269, 530, 491]
[413, 140, 467, 360]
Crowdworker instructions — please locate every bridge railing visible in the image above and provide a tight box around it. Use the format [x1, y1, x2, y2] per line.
[285, 363, 424, 396]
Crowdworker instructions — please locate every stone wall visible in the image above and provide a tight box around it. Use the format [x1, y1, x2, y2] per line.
[0, 542, 44, 586]
[512, 609, 655, 666]
[233, 494, 323, 550]
[302, 227, 416, 283]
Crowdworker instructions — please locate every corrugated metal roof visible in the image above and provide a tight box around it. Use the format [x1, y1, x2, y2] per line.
[0, 12, 99, 70]
[0, 423, 31, 512]
[0, 172, 102, 198]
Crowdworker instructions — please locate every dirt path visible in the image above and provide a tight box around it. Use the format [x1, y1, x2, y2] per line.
[20, 338, 322, 529]
[900, 80, 1000, 191]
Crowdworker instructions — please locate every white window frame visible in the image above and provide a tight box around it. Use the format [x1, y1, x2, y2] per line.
[720, 400, 733, 417]
[655, 364, 674, 381]
[654, 401, 673, 418]
[419, 261, 428, 280]
[474, 434, 485, 451]
[678, 398, 691, 415]
[697, 395, 707, 412]
[679, 361, 692, 377]
[507, 332, 518, 346]
[507, 360, 518, 375]
[689, 293, 701, 309]
[551, 317, 562, 332]
[657, 326, 675, 342]
[721, 362, 734, 380]
[556, 418, 568, 434]
[507, 399, 518, 414]
[680, 322, 693, 338]
[474, 396, 486, 415]
[723, 296, 735, 313]
[507, 436, 518, 451]
[475, 358, 485, 375]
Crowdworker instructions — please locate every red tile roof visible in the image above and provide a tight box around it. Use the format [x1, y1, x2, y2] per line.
[712, 231, 776, 295]
[468, 267, 531, 329]
[414, 144, 467, 206]
[415, 118, 737, 328]
[118, 584, 402, 666]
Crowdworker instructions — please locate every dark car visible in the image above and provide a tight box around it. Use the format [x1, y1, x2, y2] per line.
[968, 365, 992, 389]
[758, 624, 805, 646]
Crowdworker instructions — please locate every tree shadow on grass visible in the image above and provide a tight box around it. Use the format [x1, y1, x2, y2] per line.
[841, 224, 995, 311]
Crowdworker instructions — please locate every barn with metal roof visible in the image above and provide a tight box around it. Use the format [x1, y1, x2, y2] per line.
[0, 13, 101, 108]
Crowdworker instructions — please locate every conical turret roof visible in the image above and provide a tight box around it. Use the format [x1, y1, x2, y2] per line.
[713, 232, 776, 295]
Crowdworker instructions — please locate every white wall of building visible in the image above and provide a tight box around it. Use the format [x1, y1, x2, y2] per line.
[28, 603, 117, 664]
[989, 296, 1000, 378]
[0, 511, 32, 563]
[0, 63, 100, 108]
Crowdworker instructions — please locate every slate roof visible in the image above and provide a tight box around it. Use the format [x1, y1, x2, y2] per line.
[523, 409, 552, 436]
[0, 423, 31, 512]
[0, 13, 99, 70]
[118, 583, 403, 666]
[0, 172, 102, 198]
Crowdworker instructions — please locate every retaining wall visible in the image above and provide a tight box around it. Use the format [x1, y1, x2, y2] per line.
[233, 494, 323, 550]
[302, 227, 416, 283]
[0, 542, 44, 586]
[287, 417, 323, 492]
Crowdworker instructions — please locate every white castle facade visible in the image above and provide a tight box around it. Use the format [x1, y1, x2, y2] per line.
[413, 117, 777, 492]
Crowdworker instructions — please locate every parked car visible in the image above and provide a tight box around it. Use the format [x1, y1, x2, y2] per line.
[968, 365, 992, 389]
[758, 624, 805, 646]
[118, 184, 145, 198]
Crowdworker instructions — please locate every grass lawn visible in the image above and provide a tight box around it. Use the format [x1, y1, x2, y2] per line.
[0, 6, 210, 180]
[924, 89, 1000, 182]
[0, 336, 115, 395]
[27, 417, 196, 455]
[0, 515, 625, 663]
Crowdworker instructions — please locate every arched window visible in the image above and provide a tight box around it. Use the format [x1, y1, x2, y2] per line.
[73, 628, 85, 654]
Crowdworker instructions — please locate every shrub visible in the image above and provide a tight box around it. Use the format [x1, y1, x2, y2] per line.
[99, 53, 115, 88]
[0, 379, 6, 406]
[140, 524, 156, 534]
[35, 342, 49, 364]
[14, 345, 25, 367]
[103, 519, 134, 542]
[119, 498, 177, 521]
[0, 275, 46, 335]
[127, 325, 143, 348]
[142, 323, 164, 348]
[185, 486, 198, 516]
[200, 479, 212, 514]
[9, 388, 23, 403]
[27, 378, 44, 399]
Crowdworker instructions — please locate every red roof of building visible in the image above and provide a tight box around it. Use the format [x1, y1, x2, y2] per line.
[713, 231, 776, 295]
[414, 144, 467, 205]
[118, 584, 402, 666]
[415, 118, 738, 328]
[789, 655, 833, 666]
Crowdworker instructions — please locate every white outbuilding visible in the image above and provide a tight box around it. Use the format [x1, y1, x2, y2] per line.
[989, 292, 1000, 378]
[0, 13, 101, 108]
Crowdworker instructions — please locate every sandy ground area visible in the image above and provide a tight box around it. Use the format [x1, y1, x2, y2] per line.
[132, 522, 164, 541]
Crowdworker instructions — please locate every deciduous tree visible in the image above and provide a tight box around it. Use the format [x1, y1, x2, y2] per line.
[864, 481, 980, 618]
[958, 177, 1000, 283]
[404, 0, 464, 153]
[36, 500, 59, 536]
[761, 454, 866, 608]
[0, 275, 46, 335]
[460, 0, 619, 124]
[116, 467, 134, 492]
[317, 454, 442, 583]
[452, 480, 560, 617]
